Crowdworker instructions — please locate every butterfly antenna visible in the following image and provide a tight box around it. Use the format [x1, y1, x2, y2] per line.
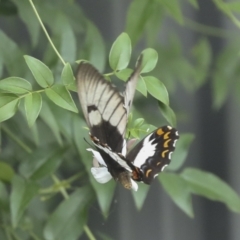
[83, 137, 94, 148]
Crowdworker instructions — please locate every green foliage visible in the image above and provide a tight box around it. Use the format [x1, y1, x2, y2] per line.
[43, 187, 94, 240]
[160, 173, 193, 217]
[109, 32, 132, 71]
[0, 0, 240, 239]
[181, 168, 240, 213]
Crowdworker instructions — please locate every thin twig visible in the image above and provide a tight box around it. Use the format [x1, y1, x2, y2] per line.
[83, 225, 96, 240]
[1, 125, 32, 154]
[51, 175, 69, 200]
[28, 0, 66, 66]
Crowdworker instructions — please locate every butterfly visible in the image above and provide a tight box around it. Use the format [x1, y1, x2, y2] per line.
[76, 57, 179, 191]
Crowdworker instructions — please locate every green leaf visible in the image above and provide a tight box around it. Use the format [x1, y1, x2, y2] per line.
[133, 118, 144, 128]
[0, 93, 19, 122]
[181, 168, 240, 213]
[66, 82, 77, 92]
[115, 68, 133, 81]
[159, 173, 194, 217]
[72, 116, 115, 217]
[40, 102, 63, 145]
[116, 68, 147, 96]
[0, 161, 15, 182]
[131, 184, 149, 210]
[109, 32, 131, 71]
[44, 187, 93, 240]
[141, 48, 158, 73]
[144, 76, 169, 105]
[61, 63, 75, 86]
[136, 76, 147, 97]
[10, 175, 39, 228]
[160, 0, 184, 24]
[158, 101, 177, 127]
[24, 55, 54, 88]
[167, 133, 195, 171]
[30, 122, 39, 146]
[24, 92, 42, 127]
[129, 129, 139, 138]
[0, 77, 32, 94]
[45, 84, 78, 113]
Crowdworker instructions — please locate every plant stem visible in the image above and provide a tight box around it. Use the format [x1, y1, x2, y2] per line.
[104, 72, 115, 77]
[51, 175, 69, 200]
[83, 225, 96, 240]
[28, 0, 66, 66]
[66, 172, 85, 184]
[1, 125, 32, 154]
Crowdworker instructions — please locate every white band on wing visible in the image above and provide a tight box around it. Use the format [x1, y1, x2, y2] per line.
[91, 167, 112, 184]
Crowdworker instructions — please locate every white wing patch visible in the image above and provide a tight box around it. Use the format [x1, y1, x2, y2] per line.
[88, 109, 102, 126]
[133, 134, 157, 168]
[92, 142, 132, 172]
[87, 148, 106, 167]
[121, 139, 127, 156]
[131, 179, 138, 191]
[87, 147, 138, 190]
[91, 167, 112, 183]
[161, 165, 168, 171]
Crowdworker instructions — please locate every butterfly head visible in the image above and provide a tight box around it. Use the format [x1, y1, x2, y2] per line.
[117, 171, 132, 189]
[115, 171, 138, 191]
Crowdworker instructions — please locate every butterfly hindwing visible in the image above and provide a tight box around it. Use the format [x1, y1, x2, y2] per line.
[127, 126, 179, 184]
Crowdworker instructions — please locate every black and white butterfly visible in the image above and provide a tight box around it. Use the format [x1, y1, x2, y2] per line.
[76, 57, 179, 191]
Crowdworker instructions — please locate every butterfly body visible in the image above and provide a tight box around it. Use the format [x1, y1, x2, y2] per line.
[76, 57, 179, 191]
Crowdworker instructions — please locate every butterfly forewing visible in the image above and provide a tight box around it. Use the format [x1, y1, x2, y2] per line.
[127, 126, 179, 184]
[123, 56, 142, 116]
[77, 63, 127, 152]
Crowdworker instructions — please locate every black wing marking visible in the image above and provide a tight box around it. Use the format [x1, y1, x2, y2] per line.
[76, 59, 142, 153]
[126, 126, 179, 184]
[77, 63, 127, 152]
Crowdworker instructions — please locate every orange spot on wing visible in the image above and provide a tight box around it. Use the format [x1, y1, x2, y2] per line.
[146, 169, 152, 177]
[164, 139, 171, 148]
[161, 149, 169, 158]
[163, 132, 170, 139]
[157, 128, 164, 136]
